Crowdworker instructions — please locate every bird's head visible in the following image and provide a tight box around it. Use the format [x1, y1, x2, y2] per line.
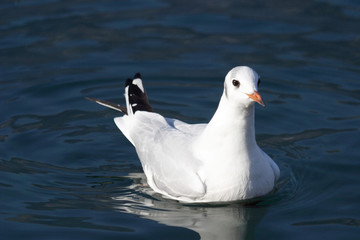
[224, 66, 265, 108]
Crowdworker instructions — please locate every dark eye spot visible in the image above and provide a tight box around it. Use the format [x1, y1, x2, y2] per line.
[232, 79, 240, 87]
[257, 78, 261, 88]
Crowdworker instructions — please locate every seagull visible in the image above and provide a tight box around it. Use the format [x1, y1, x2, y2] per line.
[86, 66, 280, 203]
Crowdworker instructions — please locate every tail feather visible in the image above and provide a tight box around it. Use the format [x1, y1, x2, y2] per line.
[86, 72, 153, 115]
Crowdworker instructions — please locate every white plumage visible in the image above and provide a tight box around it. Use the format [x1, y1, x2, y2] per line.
[87, 66, 280, 203]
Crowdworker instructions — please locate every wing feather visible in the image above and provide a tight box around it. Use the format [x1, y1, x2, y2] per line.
[127, 111, 206, 199]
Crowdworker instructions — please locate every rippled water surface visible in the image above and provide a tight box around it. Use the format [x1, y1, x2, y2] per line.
[1, 0, 360, 239]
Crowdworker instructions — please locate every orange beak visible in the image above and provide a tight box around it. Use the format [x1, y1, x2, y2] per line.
[247, 91, 265, 107]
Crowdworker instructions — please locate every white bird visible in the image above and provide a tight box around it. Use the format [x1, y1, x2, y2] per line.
[87, 66, 280, 203]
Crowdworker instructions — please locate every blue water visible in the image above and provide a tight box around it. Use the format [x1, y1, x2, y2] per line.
[1, 0, 360, 239]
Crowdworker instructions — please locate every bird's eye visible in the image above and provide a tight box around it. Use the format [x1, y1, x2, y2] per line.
[257, 78, 261, 88]
[232, 79, 240, 87]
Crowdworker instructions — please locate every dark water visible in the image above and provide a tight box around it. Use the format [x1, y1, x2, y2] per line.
[1, 0, 360, 239]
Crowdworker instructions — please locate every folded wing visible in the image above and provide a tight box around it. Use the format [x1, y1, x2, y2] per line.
[117, 111, 207, 200]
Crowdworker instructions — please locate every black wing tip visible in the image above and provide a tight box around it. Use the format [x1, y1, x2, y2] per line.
[87, 71, 152, 115]
[85, 96, 98, 102]
[125, 78, 132, 87]
[134, 72, 141, 79]
[85, 96, 128, 114]
[126, 73, 142, 87]
[126, 72, 154, 113]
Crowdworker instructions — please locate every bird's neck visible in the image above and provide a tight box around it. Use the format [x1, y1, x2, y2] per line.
[195, 94, 258, 157]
